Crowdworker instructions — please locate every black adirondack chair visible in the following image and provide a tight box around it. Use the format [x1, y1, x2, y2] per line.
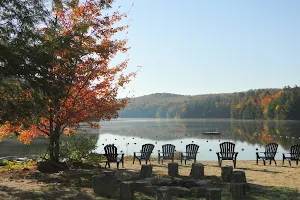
[282, 144, 300, 166]
[180, 144, 199, 165]
[256, 142, 278, 166]
[216, 142, 238, 168]
[133, 143, 155, 164]
[104, 144, 124, 169]
[158, 144, 175, 164]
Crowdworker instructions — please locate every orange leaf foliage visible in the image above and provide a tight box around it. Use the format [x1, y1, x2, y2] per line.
[0, 0, 135, 144]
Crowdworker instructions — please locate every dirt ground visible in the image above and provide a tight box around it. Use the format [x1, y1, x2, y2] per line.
[0, 159, 299, 199]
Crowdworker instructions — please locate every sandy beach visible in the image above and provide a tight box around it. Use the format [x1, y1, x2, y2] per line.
[0, 159, 299, 199]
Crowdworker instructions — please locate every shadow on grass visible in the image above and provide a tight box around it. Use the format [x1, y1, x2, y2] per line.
[237, 167, 281, 174]
[246, 183, 300, 200]
[0, 185, 95, 200]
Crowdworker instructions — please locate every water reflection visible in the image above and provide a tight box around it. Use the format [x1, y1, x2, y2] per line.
[1, 119, 300, 160]
[96, 119, 300, 161]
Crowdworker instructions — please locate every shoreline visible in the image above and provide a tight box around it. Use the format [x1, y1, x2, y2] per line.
[0, 159, 299, 199]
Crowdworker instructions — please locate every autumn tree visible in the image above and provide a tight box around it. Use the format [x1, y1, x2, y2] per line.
[0, 0, 135, 164]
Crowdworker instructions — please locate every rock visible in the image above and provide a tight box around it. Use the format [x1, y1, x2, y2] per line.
[231, 183, 246, 200]
[221, 166, 233, 182]
[232, 171, 247, 184]
[120, 181, 134, 200]
[195, 180, 212, 188]
[140, 164, 153, 179]
[93, 171, 119, 198]
[145, 177, 172, 186]
[175, 179, 199, 188]
[190, 163, 204, 179]
[157, 187, 172, 200]
[206, 188, 221, 200]
[157, 186, 191, 200]
[37, 161, 67, 173]
[232, 171, 246, 197]
[168, 163, 178, 177]
[190, 187, 206, 198]
[116, 169, 139, 181]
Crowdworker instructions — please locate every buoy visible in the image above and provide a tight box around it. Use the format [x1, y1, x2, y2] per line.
[206, 141, 208, 142]
[134, 143, 136, 144]
[133, 138, 135, 139]
[155, 142, 157, 144]
[192, 141, 194, 143]
[115, 139, 117, 140]
[127, 143, 129, 145]
[242, 149, 244, 151]
[102, 144, 104, 145]
[181, 141, 183, 143]
[209, 149, 212, 151]
[256, 148, 258, 151]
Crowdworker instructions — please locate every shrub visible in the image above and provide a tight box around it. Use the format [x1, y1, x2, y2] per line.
[60, 133, 97, 164]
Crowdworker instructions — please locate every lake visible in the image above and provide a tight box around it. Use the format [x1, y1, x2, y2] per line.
[1, 118, 300, 161]
[96, 118, 300, 161]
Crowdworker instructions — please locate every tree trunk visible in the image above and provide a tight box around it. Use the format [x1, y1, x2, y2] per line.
[49, 132, 60, 162]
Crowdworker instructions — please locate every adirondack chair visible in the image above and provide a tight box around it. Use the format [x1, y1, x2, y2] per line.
[158, 144, 175, 164]
[104, 144, 124, 169]
[133, 143, 155, 164]
[216, 142, 238, 168]
[256, 142, 278, 166]
[282, 144, 300, 166]
[180, 144, 199, 165]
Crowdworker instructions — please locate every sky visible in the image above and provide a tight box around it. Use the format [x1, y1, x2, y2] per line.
[113, 0, 300, 98]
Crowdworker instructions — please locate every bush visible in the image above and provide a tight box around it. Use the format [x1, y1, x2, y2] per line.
[60, 133, 97, 164]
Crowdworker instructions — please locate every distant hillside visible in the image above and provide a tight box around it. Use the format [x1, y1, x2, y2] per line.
[119, 86, 300, 120]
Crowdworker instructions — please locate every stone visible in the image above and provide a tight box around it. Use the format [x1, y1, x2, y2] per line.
[157, 187, 172, 200]
[117, 169, 140, 181]
[120, 181, 134, 200]
[157, 186, 191, 200]
[232, 171, 247, 183]
[190, 163, 204, 179]
[206, 188, 221, 200]
[231, 183, 246, 200]
[168, 186, 190, 198]
[221, 166, 233, 182]
[37, 160, 67, 173]
[143, 186, 159, 195]
[190, 187, 206, 198]
[168, 163, 179, 177]
[140, 164, 153, 179]
[144, 177, 172, 186]
[93, 171, 119, 198]
[195, 180, 212, 188]
[175, 179, 199, 188]
[232, 171, 246, 196]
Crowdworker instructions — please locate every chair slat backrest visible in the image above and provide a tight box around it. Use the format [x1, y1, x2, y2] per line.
[162, 144, 175, 159]
[141, 144, 155, 159]
[290, 144, 300, 159]
[265, 143, 278, 158]
[220, 142, 235, 158]
[186, 144, 199, 157]
[104, 144, 118, 162]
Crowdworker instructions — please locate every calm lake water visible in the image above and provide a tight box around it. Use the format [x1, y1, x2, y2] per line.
[96, 118, 300, 161]
[1, 118, 300, 161]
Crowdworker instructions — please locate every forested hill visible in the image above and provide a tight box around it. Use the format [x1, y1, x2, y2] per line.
[118, 86, 300, 120]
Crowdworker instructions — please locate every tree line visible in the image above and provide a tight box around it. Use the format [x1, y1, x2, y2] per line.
[119, 86, 300, 120]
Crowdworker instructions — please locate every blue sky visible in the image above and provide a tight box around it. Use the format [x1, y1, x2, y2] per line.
[115, 0, 300, 98]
